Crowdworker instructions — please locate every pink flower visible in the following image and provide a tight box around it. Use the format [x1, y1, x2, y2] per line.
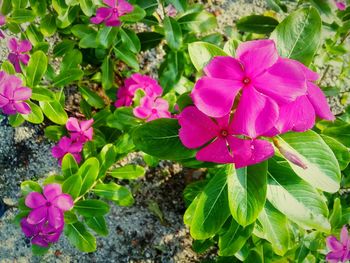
[0, 71, 32, 115]
[115, 74, 163, 108]
[335, 0, 346, 10]
[191, 39, 307, 138]
[20, 218, 63, 247]
[326, 226, 350, 263]
[25, 184, 73, 228]
[266, 59, 335, 136]
[7, 38, 32, 73]
[133, 96, 171, 122]
[51, 136, 84, 165]
[165, 4, 177, 17]
[178, 106, 274, 167]
[90, 0, 134, 27]
[0, 14, 5, 39]
[66, 117, 94, 143]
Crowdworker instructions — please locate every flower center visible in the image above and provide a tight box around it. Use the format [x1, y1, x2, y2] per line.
[242, 77, 251, 85]
[151, 109, 157, 114]
[8, 99, 14, 104]
[220, 130, 228, 137]
[46, 202, 52, 207]
[112, 8, 118, 14]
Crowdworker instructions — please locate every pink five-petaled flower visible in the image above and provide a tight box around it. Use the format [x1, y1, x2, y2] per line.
[51, 136, 84, 165]
[326, 225, 350, 263]
[133, 96, 171, 122]
[66, 117, 94, 143]
[191, 39, 307, 139]
[115, 73, 163, 108]
[0, 71, 32, 115]
[90, 0, 134, 27]
[266, 59, 335, 136]
[25, 184, 74, 229]
[178, 106, 274, 167]
[7, 38, 32, 73]
[20, 218, 63, 247]
[0, 14, 5, 39]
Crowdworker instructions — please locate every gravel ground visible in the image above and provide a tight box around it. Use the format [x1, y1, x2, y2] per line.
[1, 0, 349, 262]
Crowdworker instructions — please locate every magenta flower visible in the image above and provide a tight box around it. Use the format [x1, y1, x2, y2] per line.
[51, 136, 84, 165]
[165, 4, 177, 17]
[0, 14, 5, 39]
[266, 59, 335, 136]
[178, 106, 274, 167]
[90, 0, 134, 27]
[191, 39, 307, 138]
[20, 218, 63, 247]
[25, 184, 73, 228]
[7, 38, 32, 73]
[66, 117, 94, 143]
[133, 96, 171, 122]
[335, 0, 346, 10]
[326, 226, 350, 263]
[115, 73, 163, 108]
[0, 71, 32, 115]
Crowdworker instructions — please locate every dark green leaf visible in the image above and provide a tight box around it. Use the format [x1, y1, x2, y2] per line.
[164, 17, 183, 50]
[26, 51, 47, 87]
[94, 182, 134, 206]
[75, 200, 110, 217]
[237, 15, 279, 34]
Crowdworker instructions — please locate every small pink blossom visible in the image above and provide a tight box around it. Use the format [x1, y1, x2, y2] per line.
[326, 225, 350, 263]
[133, 96, 171, 122]
[115, 74, 163, 108]
[191, 39, 307, 138]
[335, 0, 346, 10]
[25, 184, 73, 228]
[178, 106, 274, 167]
[7, 38, 32, 73]
[20, 218, 63, 247]
[90, 0, 134, 27]
[66, 117, 94, 143]
[0, 71, 32, 115]
[165, 4, 177, 17]
[51, 136, 84, 165]
[0, 14, 5, 39]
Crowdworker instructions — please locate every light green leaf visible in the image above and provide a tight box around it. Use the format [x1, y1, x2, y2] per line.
[109, 165, 145, 180]
[40, 100, 68, 125]
[74, 200, 110, 217]
[64, 222, 96, 252]
[78, 158, 100, 195]
[26, 51, 47, 87]
[93, 182, 134, 206]
[22, 101, 44, 124]
[62, 174, 82, 199]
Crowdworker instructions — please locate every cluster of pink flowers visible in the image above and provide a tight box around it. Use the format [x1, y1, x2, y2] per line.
[90, 0, 133, 27]
[20, 184, 73, 247]
[178, 39, 334, 168]
[7, 38, 32, 73]
[52, 117, 94, 165]
[326, 225, 350, 262]
[115, 73, 171, 122]
[0, 71, 32, 115]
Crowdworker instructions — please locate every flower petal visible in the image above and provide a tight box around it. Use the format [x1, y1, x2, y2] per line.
[48, 206, 64, 228]
[27, 206, 47, 225]
[66, 117, 81, 132]
[18, 40, 32, 53]
[25, 192, 46, 209]
[52, 194, 74, 211]
[8, 38, 18, 52]
[52, 145, 64, 159]
[31, 236, 49, 247]
[326, 250, 346, 263]
[307, 82, 335, 121]
[178, 106, 219, 148]
[103, 0, 116, 7]
[118, 0, 134, 15]
[327, 236, 344, 251]
[13, 87, 32, 101]
[1, 103, 17, 115]
[20, 218, 37, 237]
[230, 86, 279, 138]
[196, 137, 234, 163]
[341, 225, 349, 245]
[8, 53, 21, 73]
[105, 14, 121, 27]
[80, 119, 94, 131]
[14, 102, 31, 115]
[191, 76, 243, 118]
[0, 94, 9, 107]
[90, 7, 112, 24]
[133, 96, 153, 119]
[204, 56, 244, 80]
[43, 184, 62, 201]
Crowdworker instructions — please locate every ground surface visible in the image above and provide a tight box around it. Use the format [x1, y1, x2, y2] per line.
[0, 0, 349, 262]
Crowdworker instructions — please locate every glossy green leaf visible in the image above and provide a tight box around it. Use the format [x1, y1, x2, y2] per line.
[11, 9, 35, 23]
[321, 134, 350, 170]
[78, 157, 100, 195]
[98, 144, 117, 178]
[137, 32, 163, 51]
[97, 26, 118, 49]
[114, 46, 139, 70]
[330, 198, 342, 230]
[53, 40, 75, 57]
[53, 69, 84, 87]
[31, 87, 55, 102]
[120, 28, 141, 53]
[74, 200, 110, 217]
[61, 49, 82, 72]
[65, 222, 96, 252]
[237, 15, 279, 34]
[21, 181, 42, 196]
[79, 0, 93, 16]
[85, 216, 108, 236]
[61, 153, 79, 179]
[26, 51, 47, 87]
[94, 182, 134, 206]
[120, 5, 146, 22]
[9, 114, 24, 127]
[40, 100, 68, 125]
[109, 165, 145, 180]
[62, 174, 82, 199]
[101, 56, 114, 90]
[178, 11, 217, 33]
[164, 17, 183, 50]
[79, 86, 105, 109]
[44, 125, 67, 142]
[1, 61, 16, 75]
[22, 101, 44, 124]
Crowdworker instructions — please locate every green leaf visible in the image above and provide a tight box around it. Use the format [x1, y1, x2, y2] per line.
[270, 6, 321, 65]
[1, 0, 12, 15]
[79, 0, 93, 16]
[31, 87, 55, 102]
[133, 118, 196, 160]
[135, 0, 158, 15]
[21, 101, 44, 124]
[137, 32, 163, 51]
[267, 159, 330, 232]
[78, 158, 100, 195]
[61, 153, 79, 179]
[53, 69, 84, 87]
[29, 0, 46, 17]
[62, 174, 82, 199]
[330, 198, 342, 230]
[61, 49, 82, 72]
[218, 219, 254, 256]
[32, 244, 49, 255]
[9, 114, 24, 127]
[107, 107, 141, 130]
[79, 32, 98, 48]
[120, 28, 141, 53]
[93, 182, 134, 206]
[101, 56, 114, 90]
[1, 61, 16, 75]
[11, 9, 35, 23]
[71, 24, 95, 39]
[237, 15, 279, 34]
[120, 5, 146, 22]
[277, 130, 341, 193]
[40, 100, 68, 125]
[188, 41, 227, 71]
[178, 11, 217, 33]
[40, 14, 57, 36]
[44, 125, 67, 142]
[53, 40, 75, 57]
[64, 211, 78, 224]
[85, 216, 108, 236]
[227, 162, 267, 226]
[98, 144, 117, 178]
[74, 200, 110, 217]
[64, 222, 96, 252]
[97, 26, 118, 49]
[159, 51, 185, 93]
[109, 165, 145, 180]
[321, 135, 350, 171]
[79, 86, 105, 109]
[25, 24, 44, 45]
[190, 166, 231, 240]
[322, 124, 350, 148]
[163, 17, 183, 50]
[114, 46, 139, 70]
[26, 51, 47, 87]
[21, 181, 42, 196]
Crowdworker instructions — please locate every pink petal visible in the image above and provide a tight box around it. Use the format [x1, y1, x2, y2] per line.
[1, 103, 17, 115]
[236, 39, 279, 78]
[326, 251, 346, 263]
[58, 136, 74, 151]
[230, 86, 279, 138]
[118, 0, 134, 15]
[43, 225, 62, 243]
[84, 127, 94, 141]
[227, 137, 274, 169]
[336, 1, 346, 10]
[52, 194, 74, 211]
[341, 226, 349, 245]
[43, 184, 62, 201]
[69, 141, 84, 153]
[27, 206, 47, 225]
[8, 53, 21, 73]
[5, 75, 23, 97]
[154, 98, 169, 111]
[254, 58, 307, 104]
[196, 137, 234, 163]
[66, 117, 81, 132]
[20, 218, 37, 237]
[134, 106, 150, 119]
[31, 236, 49, 247]
[0, 94, 9, 107]
[307, 82, 335, 121]
[80, 119, 94, 131]
[0, 15, 5, 26]
[0, 30, 4, 39]
[8, 38, 18, 52]
[327, 236, 344, 251]
[191, 76, 243, 118]
[18, 40, 32, 53]
[25, 192, 46, 209]
[14, 101, 31, 115]
[48, 206, 64, 228]
[52, 145, 64, 159]
[19, 54, 30, 65]
[290, 59, 319, 81]
[105, 14, 121, 27]
[90, 7, 112, 24]
[204, 56, 245, 80]
[13, 87, 32, 101]
[178, 106, 219, 148]
[103, 0, 116, 7]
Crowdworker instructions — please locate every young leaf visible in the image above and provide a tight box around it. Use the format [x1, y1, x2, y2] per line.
[98, 144, 117, 178]
[26, 51, 48, 87]
[61, 153, 79, 179]
[11, 9, 36, 23]
[109, 165, 145, 180]
[62, 174, 82, 199]
[78, 158, 100, 195]
[53, 69, 84, 87]
[39, 100, 68, 125]
[178, 11, 217, 33]
[120, 5, 146, 22]
[101, 56, 114, 90]
[65, 222, 96, 252]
